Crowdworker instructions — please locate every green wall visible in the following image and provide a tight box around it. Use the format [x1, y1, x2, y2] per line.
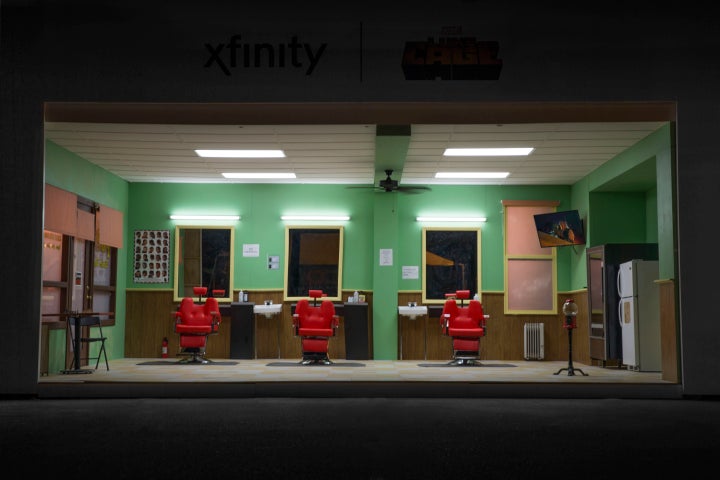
[127, 182, 576, 294]
[578, 124, 675, 283]
[44, 141, 129, 372]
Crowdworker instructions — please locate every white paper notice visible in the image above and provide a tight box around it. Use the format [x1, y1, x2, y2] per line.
[402, 266, 419, 279]
[379, 248, 393, 266]
[243, 244, 260, 257]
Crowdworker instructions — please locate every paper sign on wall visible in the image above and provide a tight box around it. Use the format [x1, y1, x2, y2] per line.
[402, 266, 419, 279]
[243, 244, 260, 257]
[379, 248, 393, 266]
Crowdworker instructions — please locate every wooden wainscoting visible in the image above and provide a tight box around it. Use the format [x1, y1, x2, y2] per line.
[659, 279, 679, 383]
[397, 291, 589, 363]
[126, 289, 374, 361]
[125, 290, 230, 359]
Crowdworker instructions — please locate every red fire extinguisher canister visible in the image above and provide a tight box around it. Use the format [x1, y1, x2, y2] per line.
[162, 337, 168, 358]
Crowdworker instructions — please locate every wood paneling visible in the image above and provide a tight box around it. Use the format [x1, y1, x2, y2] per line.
[124, 288, 643, 366]
[98, 204, 123, 248]
[76, 209, 95, 241]
[125, 290, 229, 359]
[397, 291, 590, 363]
[44, 184, 77, 236]
[659, 280, 679, 383]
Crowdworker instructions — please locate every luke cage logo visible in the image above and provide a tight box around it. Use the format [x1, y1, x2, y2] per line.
[401, 37, 502, 80]
[204, 34, 328, 76]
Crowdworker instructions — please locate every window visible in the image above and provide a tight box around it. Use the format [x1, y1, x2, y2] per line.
[284, 226, 344, 301]
[502, 200, 559, 314]
[422, 227, 481, 304]
[41, 233, 118, 323]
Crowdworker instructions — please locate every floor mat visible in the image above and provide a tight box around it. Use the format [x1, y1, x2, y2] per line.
[266, 361, 366, 367]
[137, 360, 239, 366]
[418, 363, 516, 368]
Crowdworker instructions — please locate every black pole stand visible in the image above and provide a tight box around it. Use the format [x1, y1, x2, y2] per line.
[554, 325, 588, 376]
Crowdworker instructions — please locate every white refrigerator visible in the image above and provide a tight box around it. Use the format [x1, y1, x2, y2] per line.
[617, 260, 661, 372]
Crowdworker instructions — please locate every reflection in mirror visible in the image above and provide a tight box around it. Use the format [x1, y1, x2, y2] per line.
[285, 226, 343, 301]
[422, 228, 480, 304]
[174, 226, 234, 302]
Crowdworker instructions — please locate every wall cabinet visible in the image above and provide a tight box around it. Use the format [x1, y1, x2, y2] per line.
[586, 243, 658, 365]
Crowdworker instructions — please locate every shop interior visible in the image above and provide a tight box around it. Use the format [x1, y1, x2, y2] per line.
[37, 101, 679, 397]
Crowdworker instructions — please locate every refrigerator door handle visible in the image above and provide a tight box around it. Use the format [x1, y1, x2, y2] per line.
[617, 268, 622, 297]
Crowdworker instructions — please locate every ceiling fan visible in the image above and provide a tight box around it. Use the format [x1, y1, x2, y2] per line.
[351, 169, 431, 194]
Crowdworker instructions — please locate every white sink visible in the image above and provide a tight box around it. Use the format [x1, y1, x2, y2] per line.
[398, 306, 427, 319]
[254, 304, 282, 317]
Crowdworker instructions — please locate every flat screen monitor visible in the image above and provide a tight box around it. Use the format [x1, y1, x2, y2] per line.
[533, 210, 586, 247]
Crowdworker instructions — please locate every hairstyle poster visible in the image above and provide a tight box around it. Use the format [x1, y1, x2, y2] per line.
[133, 230, 170, 283]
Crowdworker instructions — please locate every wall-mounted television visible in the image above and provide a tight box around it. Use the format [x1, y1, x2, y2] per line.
[533, 209, 586, 247]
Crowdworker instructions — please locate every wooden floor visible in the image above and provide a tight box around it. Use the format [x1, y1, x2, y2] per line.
[37, 357, 682, 399]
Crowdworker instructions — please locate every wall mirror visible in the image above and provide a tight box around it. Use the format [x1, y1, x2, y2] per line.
[174, 226, 234, 302]
[284, 226, 343, 301]
[422, 227, 481, 304]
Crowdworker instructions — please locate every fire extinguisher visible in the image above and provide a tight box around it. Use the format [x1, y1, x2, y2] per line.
[162, 337, 168, 358]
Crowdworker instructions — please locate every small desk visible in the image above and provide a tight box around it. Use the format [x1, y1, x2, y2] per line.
[398, 306, 428, 360]
[59, 311, 113, 374]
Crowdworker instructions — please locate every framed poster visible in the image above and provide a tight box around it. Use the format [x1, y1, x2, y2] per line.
[133, 229, 170, 283]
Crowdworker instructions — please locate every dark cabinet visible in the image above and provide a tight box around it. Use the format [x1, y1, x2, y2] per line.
[228, 302, 255, 359]
[586, 243, 658, 365]
[343, 302, 370, 360]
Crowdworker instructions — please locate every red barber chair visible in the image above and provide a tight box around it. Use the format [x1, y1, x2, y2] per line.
[440, 290, 487, 366]
[174, 293, 221, 364]
[292, 289, 339, 365]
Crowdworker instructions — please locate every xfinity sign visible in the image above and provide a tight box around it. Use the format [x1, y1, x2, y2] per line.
[204, 34, 328, 76]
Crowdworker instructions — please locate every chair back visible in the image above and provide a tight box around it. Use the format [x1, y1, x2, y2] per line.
[298, 299, 335, 329]
[177, 297, 220, 328]
[441, 291, 485, 333]
[294, 290, 337, 335]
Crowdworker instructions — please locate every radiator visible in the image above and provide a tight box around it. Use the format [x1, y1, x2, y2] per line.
[523, 323, 545, 360]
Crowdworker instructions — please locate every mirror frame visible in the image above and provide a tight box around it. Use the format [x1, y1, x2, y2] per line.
[422, 227, 481, 304]
[284, 226, 344, 302]
[173, 225, 235, 303]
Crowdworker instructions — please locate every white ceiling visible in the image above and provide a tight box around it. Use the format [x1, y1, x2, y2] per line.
[43, 104, 669, 188]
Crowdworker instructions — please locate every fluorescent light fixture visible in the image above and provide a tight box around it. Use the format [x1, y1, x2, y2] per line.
[416, 216, 487, 222]
[222, 172, 296, 179]
[169, 214, 240, 221]
[195, 149, 286, 158]
[435, 172, 510, 179]
[443, 147, 534, 156]
[281, 215, 350, 221]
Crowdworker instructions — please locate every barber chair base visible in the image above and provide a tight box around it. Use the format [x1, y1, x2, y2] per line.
[447, 352, 482, 366]
[177, 348, 212, 364]
[447, 358, 482, 366]
[300, 353, 333, 365]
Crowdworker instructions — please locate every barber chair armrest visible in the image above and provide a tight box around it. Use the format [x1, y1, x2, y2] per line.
[210, 311, 221, 329]
[332, 315, 340, 335]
